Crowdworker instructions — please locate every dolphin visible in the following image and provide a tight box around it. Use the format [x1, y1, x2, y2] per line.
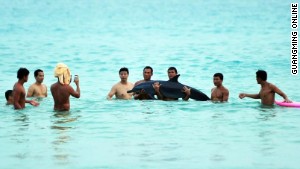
[127, 74, 210, 101]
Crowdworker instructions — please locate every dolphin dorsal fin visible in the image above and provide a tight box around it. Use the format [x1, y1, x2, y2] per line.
[168, 74, 180, 82]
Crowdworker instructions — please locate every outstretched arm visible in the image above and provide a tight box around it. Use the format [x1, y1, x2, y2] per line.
[239, 93, 260, 99]
[25, 100, 39, 106]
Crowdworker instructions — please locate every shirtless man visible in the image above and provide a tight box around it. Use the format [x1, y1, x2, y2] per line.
[239, 70, 292, 106]
[133, 66, 153, 100]
[154, 67, 190, 101]
[27, 69, 47, 97]
[211, 73, 229, 102]
[107, 67, 134, 100]
[13, 68, 39, 109]
[51, 63, 80, 111]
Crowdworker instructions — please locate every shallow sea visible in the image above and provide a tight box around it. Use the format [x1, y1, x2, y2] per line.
[0, 0, 299, 169]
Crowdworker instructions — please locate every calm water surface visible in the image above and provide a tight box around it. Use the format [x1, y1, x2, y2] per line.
[0, 0, 299, 169]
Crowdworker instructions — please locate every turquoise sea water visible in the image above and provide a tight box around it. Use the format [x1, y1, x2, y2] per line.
[0, 0, 299, 169]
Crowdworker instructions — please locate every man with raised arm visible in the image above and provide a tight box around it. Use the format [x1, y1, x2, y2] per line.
[51, 63, 80, 111]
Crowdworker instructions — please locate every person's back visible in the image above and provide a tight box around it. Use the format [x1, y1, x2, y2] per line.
[51, 63, 80, 111]
[51, 82, 74, 111]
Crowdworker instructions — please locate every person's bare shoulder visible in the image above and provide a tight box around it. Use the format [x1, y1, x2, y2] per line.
[223, 86, 229, 93]
[128, 82, 134, 89]
[114, 82, 122, 88]
[211, 87, 216, 92]
[14, 83, 22, 91]
[268, 83, 278, 91]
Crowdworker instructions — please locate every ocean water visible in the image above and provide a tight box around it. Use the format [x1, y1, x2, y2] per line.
[0, 0, 299, 169]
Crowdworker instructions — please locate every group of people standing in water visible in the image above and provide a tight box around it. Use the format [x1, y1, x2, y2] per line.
[5, 63, 80, 111]
[5, 64, 292, 111]
[106, 66, 292, 105]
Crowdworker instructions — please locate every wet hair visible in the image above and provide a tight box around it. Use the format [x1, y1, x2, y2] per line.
[214, 73, 223, 80]
[256, 70, 267, 81]
[168, 67, 177, 74]
[34, 69, 43, 77]
[119, 67, 129, 74]
[17, 68, 29, 79]
[143, 66, 153, 73]
[5, 90, 13, 101]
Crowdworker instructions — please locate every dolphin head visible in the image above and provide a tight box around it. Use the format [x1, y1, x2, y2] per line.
[127, 81, 156, 99]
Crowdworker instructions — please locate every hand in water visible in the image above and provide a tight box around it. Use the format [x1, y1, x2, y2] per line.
[29, 100, 39, 106]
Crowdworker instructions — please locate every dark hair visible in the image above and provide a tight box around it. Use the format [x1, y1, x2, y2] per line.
[5, 90, 13, 101]
[17, 68, 29, 79]
[213, 73, 223, 80]
[143, 66, 153, 73]
[119, 67, 129, 74]
[256, 70, 267, 81]
[34, 69, 43, 77]
[168, 67, 177, 74]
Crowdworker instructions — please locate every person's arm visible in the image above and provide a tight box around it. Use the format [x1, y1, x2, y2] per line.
[26, 85, 34, 97]
[13, 88, 22, 109]
[153, 82, 163, 99]
[272, 84, 292, 103]
[44, 85, 48, 97]
[222, 89, 229, 102]
[25, 100, 39, 106]
[182, 86, 191, 101]
[107, 85, 116, 100]
[70, 80, 80, 98]
[239, 93, 260, 99]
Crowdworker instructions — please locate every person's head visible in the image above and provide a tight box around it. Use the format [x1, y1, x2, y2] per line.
[143, 66, 153, 81]
[119, 67, 129, 82]
[213, 73, 224, 87]
[17, 68, 30, 82]
[256, 70, 267, 83]
[5, 90, 13, 104]
[167, 67, 178, 79]
[34, 69, 44, 83]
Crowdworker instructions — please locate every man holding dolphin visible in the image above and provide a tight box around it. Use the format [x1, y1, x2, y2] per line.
[153, 67, 191, 101]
